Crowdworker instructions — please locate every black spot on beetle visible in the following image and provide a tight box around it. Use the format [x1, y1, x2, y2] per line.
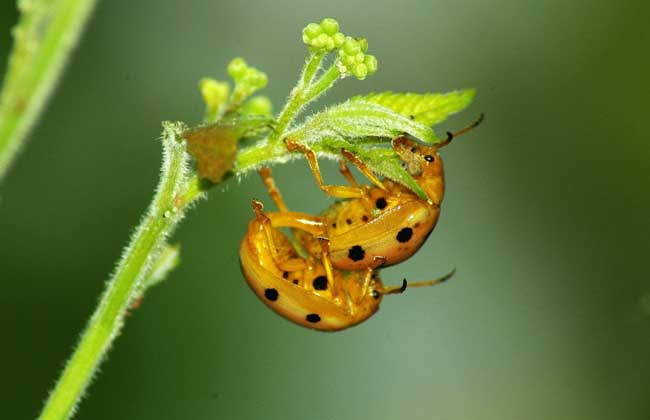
[332, 223, 337, 228]
[346, 218, 352, 225]
[293, 279, 299, 285]
[264, 288, 279, 301]
[306, 313, 321, 323]
[375, 197, 387, 209]
[348, 245, 365, 261]
[362, 215, 369, 222]
[424, 155, 434, 162]
[396, 227, 413, 243]
[282, 271, 289, 279]
[410, 147, 417, 152]
[312, 276, 328, 290]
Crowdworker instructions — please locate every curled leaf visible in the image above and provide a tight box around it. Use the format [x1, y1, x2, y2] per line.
[183, 115, 274, 182]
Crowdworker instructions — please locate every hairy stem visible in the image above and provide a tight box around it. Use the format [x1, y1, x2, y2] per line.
[267, 52, 326, 145]
[37, 120, 302, 419]
[38, 123, 202, 420]
[304, 64, 340, 103]
[235, 140, 287, 173]
[0, 0, 98, 182]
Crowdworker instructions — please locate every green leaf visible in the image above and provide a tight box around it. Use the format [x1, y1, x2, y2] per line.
[285, 100, 442, 199]
[345, 145, 426, 199]
[287, 100, 438, 144]
[353, 90, 475, 127]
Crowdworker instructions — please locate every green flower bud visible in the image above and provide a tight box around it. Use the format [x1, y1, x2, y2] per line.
[320, 18, 339, 35]
[241, 95, 273, 116]
[343, 37, 360, 55]
[333, 32, 345, 47]
[342, 54, 356, 67]
[364, 54, 378, 74]
[303, 23, 321, 39]
[199, 78, 230, 110]
[315, 33, 330, 48]
[243, 69, 262, 89]
[353, 63, 368, 80]
[228, 57, 247, 80]
[355, 52, 365, 64]
[357, 37, 368, 52]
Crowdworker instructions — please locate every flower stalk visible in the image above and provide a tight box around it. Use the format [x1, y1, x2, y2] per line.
[38, 123, 201, 420]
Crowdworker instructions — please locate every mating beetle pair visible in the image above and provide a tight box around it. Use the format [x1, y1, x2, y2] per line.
[240, 116, 482, 331]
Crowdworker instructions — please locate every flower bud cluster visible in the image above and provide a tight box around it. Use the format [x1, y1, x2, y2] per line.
[302, 18, 378, 80]
[199, 78, 230, 114]
[302, 18, 345, 52]
[337, 37, 377, 80]
[227, 57, 268, 97]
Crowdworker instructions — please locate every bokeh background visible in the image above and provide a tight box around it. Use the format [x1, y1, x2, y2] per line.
[1, 1, 649, 419]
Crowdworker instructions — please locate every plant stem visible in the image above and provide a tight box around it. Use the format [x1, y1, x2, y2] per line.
[38, 123, 201, 420]
[36, 47, 344, 420]
[36, 120, 297, 419]
[267, 52, 326, 145]
[301, 50, 325, 85]
[304, 64, 340, 103]
[235, 140, 287, 172]
[0, 0, 98, 182]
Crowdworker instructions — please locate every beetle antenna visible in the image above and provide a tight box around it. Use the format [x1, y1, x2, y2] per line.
[384, 269, 455, 295]
[439, 113, 484, 148]
[383, 279, 408, 295]
[406, 268, 456, 288]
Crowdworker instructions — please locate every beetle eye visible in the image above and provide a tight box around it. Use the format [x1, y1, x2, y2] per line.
[424, 155, 434, 162]
[371, 290, 380, 299]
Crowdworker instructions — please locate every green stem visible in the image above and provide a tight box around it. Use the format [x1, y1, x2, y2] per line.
[0, 0, 98, 182]
[301, 50, 325, 85]
[267, 52, 326, 145]
[36, 47, 345, 420]
[37, 121, 297, 419]
[303, 64, 340, 103]
[235, 140, 288, 173]
[38, 123, 202, 420]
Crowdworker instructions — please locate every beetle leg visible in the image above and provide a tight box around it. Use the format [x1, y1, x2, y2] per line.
[338, 160, 358, 187]
[358, 267, 374, 304]
[259, 167, 288, 212]
[265, 211, 327, 237]
[340, 149, 387, 191]
[318, 237, 339, 299]
[252, 200, 308, 272]
[285, 139, 367, 199]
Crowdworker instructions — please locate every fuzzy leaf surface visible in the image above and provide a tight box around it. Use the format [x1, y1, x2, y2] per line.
[353, 90, 475, 127]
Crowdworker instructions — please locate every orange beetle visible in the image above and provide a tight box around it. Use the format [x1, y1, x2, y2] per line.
[240, 200, 452, 331]
[261, 115, 483, 271]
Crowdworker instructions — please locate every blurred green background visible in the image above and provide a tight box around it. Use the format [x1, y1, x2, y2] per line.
[1, 1, 649, 419]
